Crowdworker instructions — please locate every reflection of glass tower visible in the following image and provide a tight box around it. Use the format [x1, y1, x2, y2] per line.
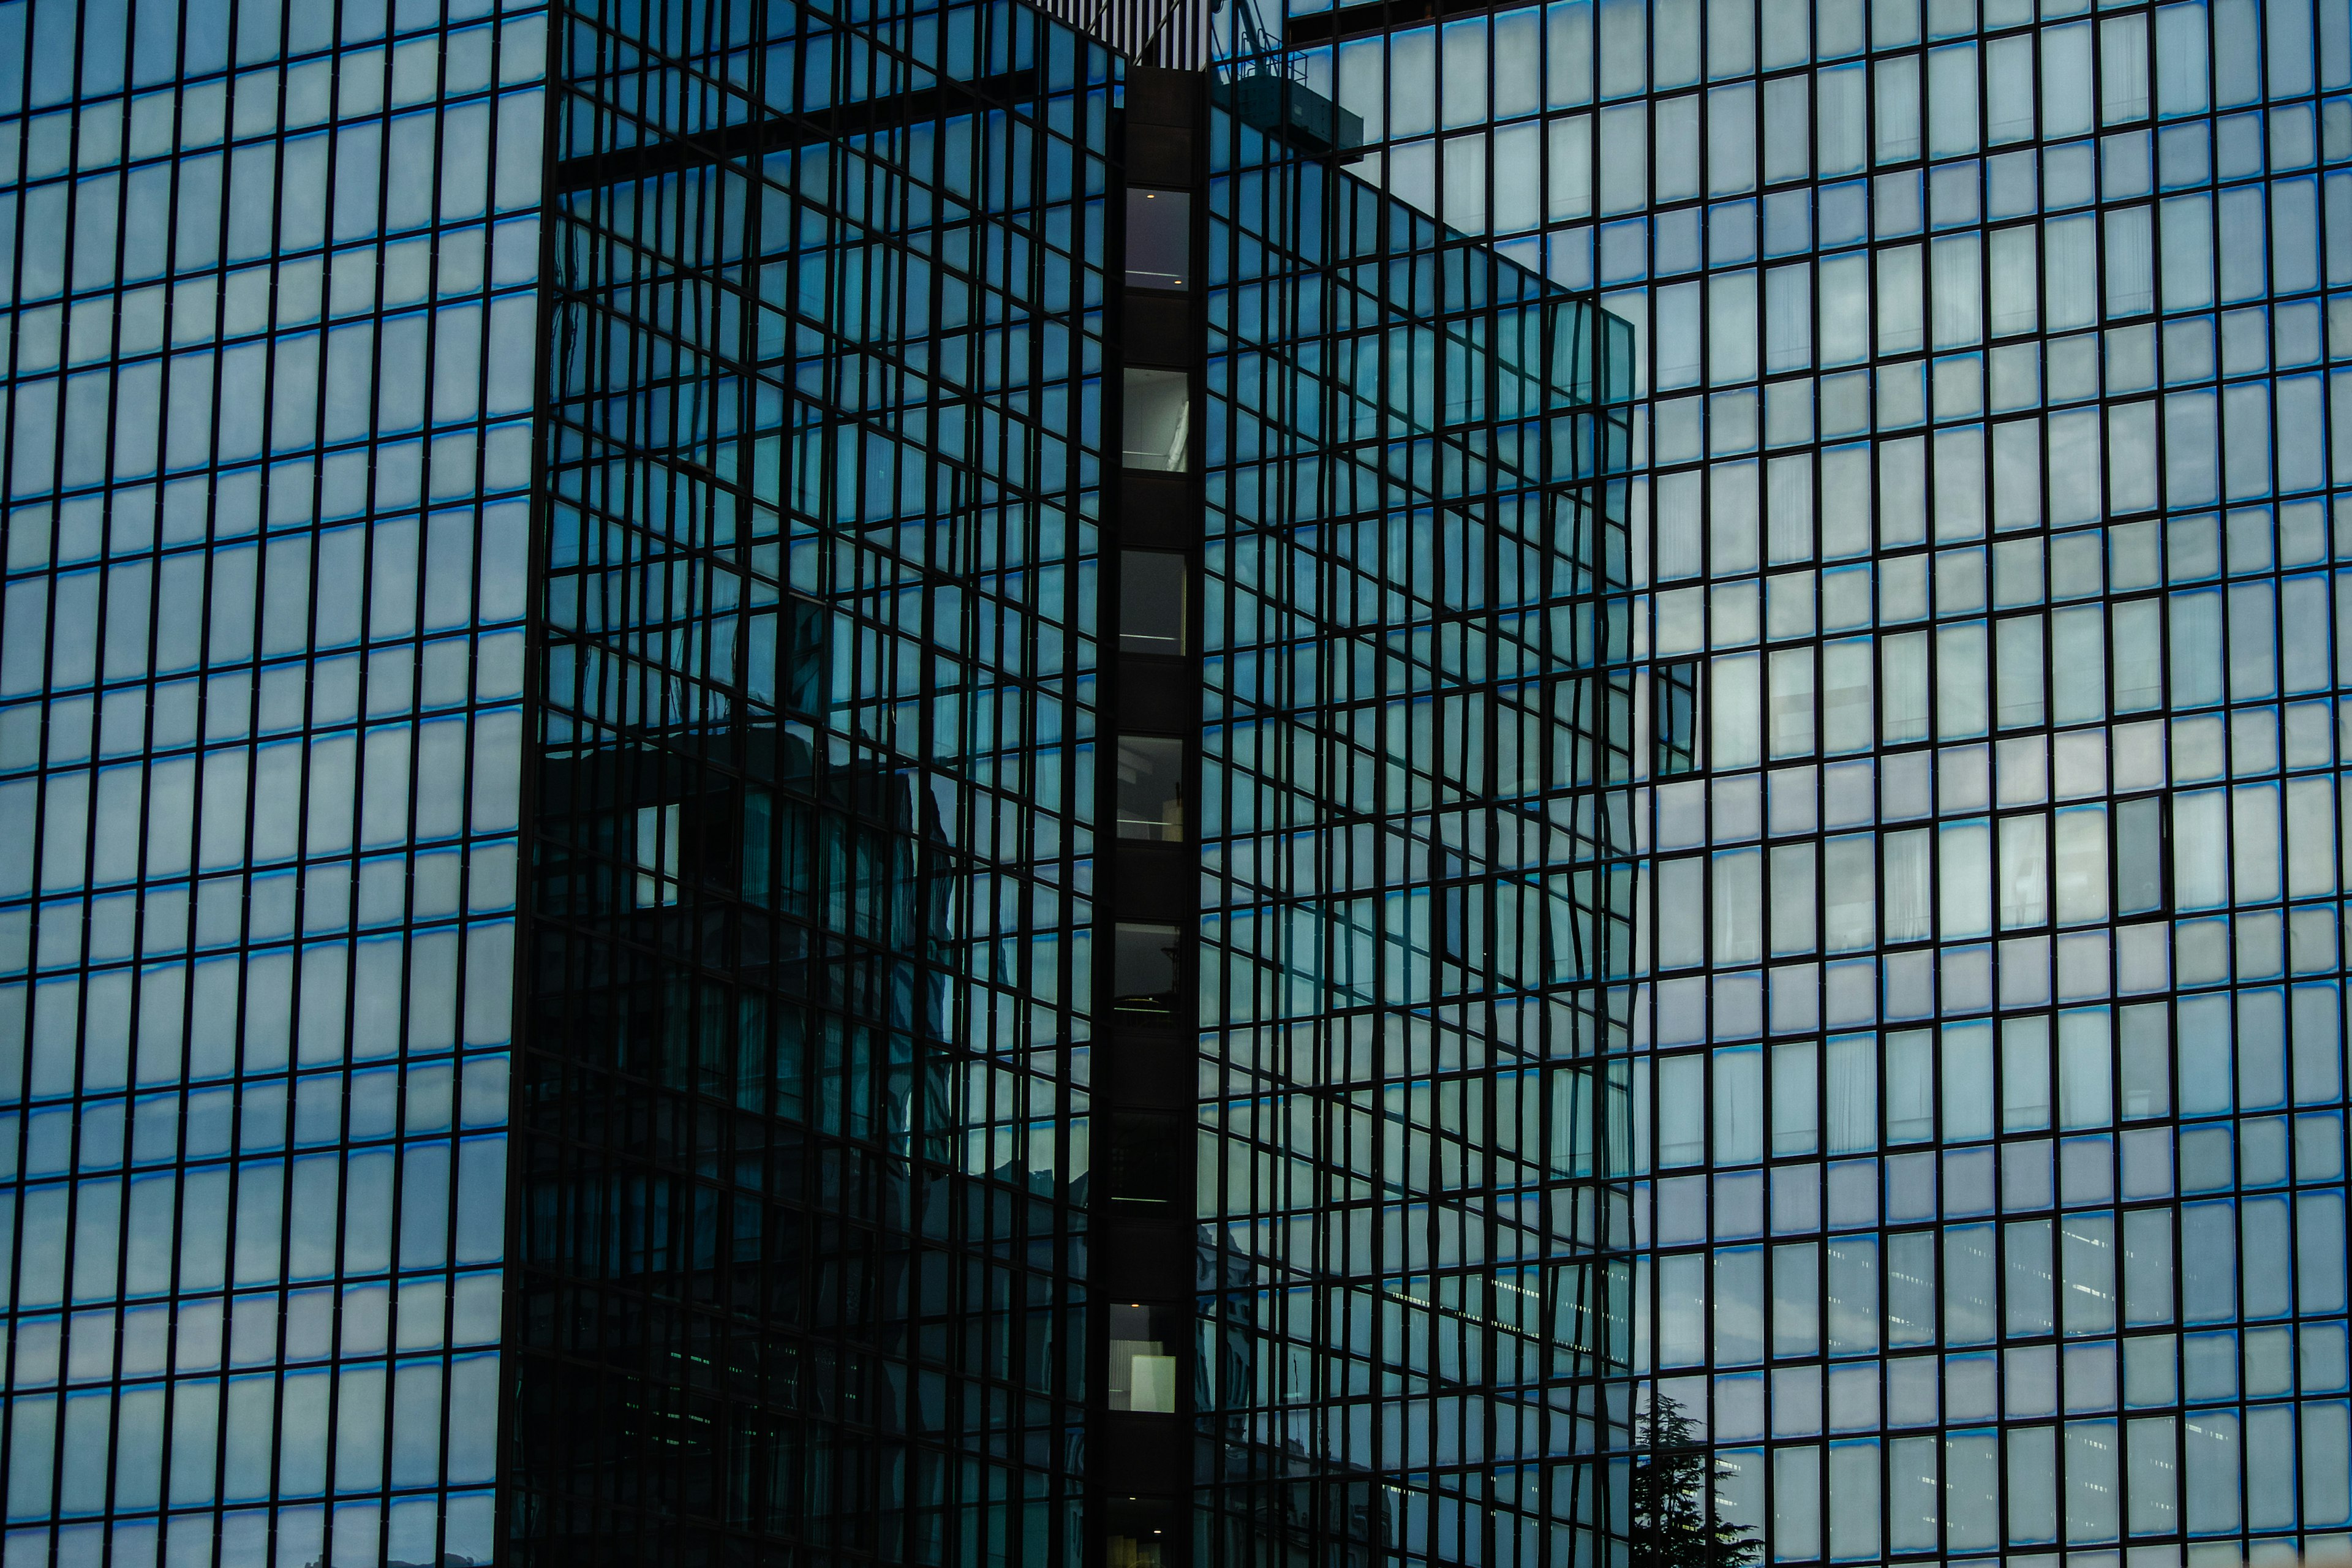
[515, 725, 970, 1557]
[513, 4, 1123, 1558]
[0, 0, 1627, 1564]
[1248, 1, 2352, 1564]
[1101, 69, 1638, 1568]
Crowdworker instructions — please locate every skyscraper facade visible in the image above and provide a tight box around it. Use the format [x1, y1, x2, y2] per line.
[1260, 0, 2352, 1561]
[0, 2, 1634, 1567]
[0, 0, 541, 1562]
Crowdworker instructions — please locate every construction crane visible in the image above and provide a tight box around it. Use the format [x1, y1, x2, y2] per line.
[1212, 0, 1294, 77]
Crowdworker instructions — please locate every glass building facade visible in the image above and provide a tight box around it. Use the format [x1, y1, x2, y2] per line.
[1254, 0, 2352, 1562]
[0, 0, 542, 1563]
[0, 0, 1634, 1564]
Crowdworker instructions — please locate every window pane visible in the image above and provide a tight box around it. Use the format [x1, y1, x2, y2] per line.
[1106, 1494, 1179, 1566]
[1112, 922, 1182, 1012]
[1115, 736, 1185, 841]
[1125, 188, 1192, 289]
[1106, 1303, 1183, 1411]
[1657, 659, 1700, 774]
[1120, 551, 1189, 654]
[1122, 368, 1191, 470]
[1106, 1117, 1187, 1207]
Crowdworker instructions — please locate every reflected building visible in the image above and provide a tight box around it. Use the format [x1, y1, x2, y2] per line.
[1137, 71, 1639, 1567]
[513, 3, 1120, 1554]
[15, 0, 2344, 1564]
[0, 1, 1630, 1567]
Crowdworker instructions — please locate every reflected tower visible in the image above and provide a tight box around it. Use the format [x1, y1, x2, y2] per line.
[0, 1, 1628, 1564]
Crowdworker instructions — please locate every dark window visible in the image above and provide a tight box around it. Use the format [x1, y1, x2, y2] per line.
[1106, 1303, 1183, 1412]
[1124, 187, 1193, 290]
[1115, 736, 1186, 841]
[1122, 368, 1190, 471]
[1119, 550, 1189, 655]
[1106, 1115, 1186, 1207]
[1112, 921, 1183, 1013]
[780, 598, 831, 719]
[1656, 660, 1700, 775]
[1436, 850, 1470, 966]
[1106, 1494, 1180, 1567]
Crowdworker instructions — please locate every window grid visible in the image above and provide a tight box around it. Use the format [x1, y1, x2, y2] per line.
[0, 0, 542, 1562]
[519, 0, 1114, 1560]
[1190, 94, 1638, 1564]
[1258, 0, 2352, 1558]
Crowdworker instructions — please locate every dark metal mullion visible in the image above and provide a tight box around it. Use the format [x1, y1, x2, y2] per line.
[309, 10, 394, 1544]
[395, 83, 477, 1457]
[209, 78, 306, 1555]
[23, 312, 105, 1566]
[176, 0, 279, 1537]
[229, 42, 344, 1537]
[9, 1, 119, 1540]
[416, 51, 516, 1502]
[353, 21, 424, 1554]
[10, 126, 141, 1548]
[301, 6, 412, 1542]
[100, 52, 181, 1179]
[0, 91, 52, 1540]
[123, 0, 239, 1545]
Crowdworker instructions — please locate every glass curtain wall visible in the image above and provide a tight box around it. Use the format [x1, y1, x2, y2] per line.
[1191, 97, 1638, 1566]
[519, 0, 1112, 1561]
[1262, 0, 2352, 1562]
[0, 1, 546, 1565]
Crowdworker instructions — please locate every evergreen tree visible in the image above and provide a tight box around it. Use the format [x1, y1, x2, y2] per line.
[1629, 1399, 1763, 1568]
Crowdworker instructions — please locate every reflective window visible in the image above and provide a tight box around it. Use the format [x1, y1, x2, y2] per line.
[1659, 659, 1702, 775]
[1190, 87, 1635, 1567]
[0, 1, 542, 1558]
[632, 802, 679, 907]
[514, 1, 1115, 1558]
